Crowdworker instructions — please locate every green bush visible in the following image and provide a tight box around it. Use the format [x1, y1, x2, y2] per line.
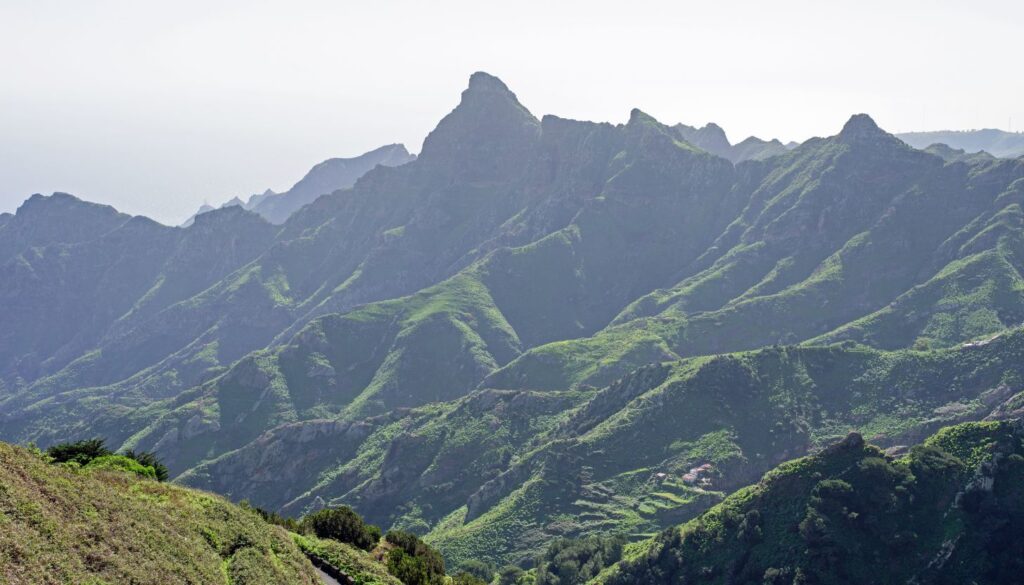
[123, 449, 170, 482]
[44, 439, 170, 482]
[384, 530, 446, 585]
[83, 455, 158, 479]
[304, 506, 382, 551]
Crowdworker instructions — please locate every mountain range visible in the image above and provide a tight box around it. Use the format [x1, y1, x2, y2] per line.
[3, 72, 1024, 576]
[183, 144, 416, 226]
[897, 128, 1024, 159]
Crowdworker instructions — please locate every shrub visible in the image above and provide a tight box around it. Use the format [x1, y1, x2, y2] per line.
[122, 449, 170, 482]
[304, 506, 381, 551]
[44, 439, 170, 482]
[83, 455, 158, 479]
[384, 530, 445, 585]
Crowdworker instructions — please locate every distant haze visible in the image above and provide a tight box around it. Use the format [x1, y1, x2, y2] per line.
[1, 0, 1022, 224]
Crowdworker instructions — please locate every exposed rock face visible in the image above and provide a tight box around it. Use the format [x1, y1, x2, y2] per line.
[417, 71, 540, 181]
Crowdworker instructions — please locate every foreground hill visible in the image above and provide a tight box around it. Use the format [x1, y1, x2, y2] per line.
[0, 442, 320, 585]
[600, 419, 1024, 585]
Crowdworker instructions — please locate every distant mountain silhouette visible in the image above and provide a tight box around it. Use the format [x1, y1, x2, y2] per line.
[897, 128, 1024, 158]
[181, 143, 415, 226]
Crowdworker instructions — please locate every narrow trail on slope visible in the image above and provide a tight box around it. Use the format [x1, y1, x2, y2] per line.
[314, 564, 344, 585]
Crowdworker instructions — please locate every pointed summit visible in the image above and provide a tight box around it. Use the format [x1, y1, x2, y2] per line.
[418, 72, 540, 180]
[466, 71, 512, 94]
[838, 114, 886, 142]
[628, 108, 660, 126]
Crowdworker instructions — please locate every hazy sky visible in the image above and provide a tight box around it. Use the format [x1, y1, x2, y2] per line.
[2, 0, 1022, 224]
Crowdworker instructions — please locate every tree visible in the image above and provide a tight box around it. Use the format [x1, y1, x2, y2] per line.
[46, 438, 112, 465]
[384, 530, 445, 585]
[534, 535, 626, 585]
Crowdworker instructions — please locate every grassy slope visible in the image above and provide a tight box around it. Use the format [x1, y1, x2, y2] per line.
[599, 419, 1024, 585]
[117, 111, 742, 476]
[0, 442, 320, 585]
[488, 155, 1024, 394]
[181, 327, 1024, 567]
[293, 535, 402, 585]
[422, 330, 1024, 565]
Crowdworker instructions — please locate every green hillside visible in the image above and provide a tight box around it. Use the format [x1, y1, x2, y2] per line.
[4, 73, 1024, 573]
[178, 327, 1024, 566]
[600, 419, 1024, 585]
[0, 441, 319, 585]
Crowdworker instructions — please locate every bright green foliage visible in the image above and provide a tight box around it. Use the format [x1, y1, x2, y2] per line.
[123, 449, 170, 481]
[0, 441, 319, 584]
[293, 534, 402, 585]
[45, 438, 169, 481]
[83, 454, 159, 479]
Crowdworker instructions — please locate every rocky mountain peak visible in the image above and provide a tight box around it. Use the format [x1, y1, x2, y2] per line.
[15, 192, 124, 222]
[838, 113, 886, 142]
[18, 192, 80, 213]
[363, 143, 414, 166]
[466, 71, 512, 94]
[628, 108, 659, 126]
[417, 72, 540, 179]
